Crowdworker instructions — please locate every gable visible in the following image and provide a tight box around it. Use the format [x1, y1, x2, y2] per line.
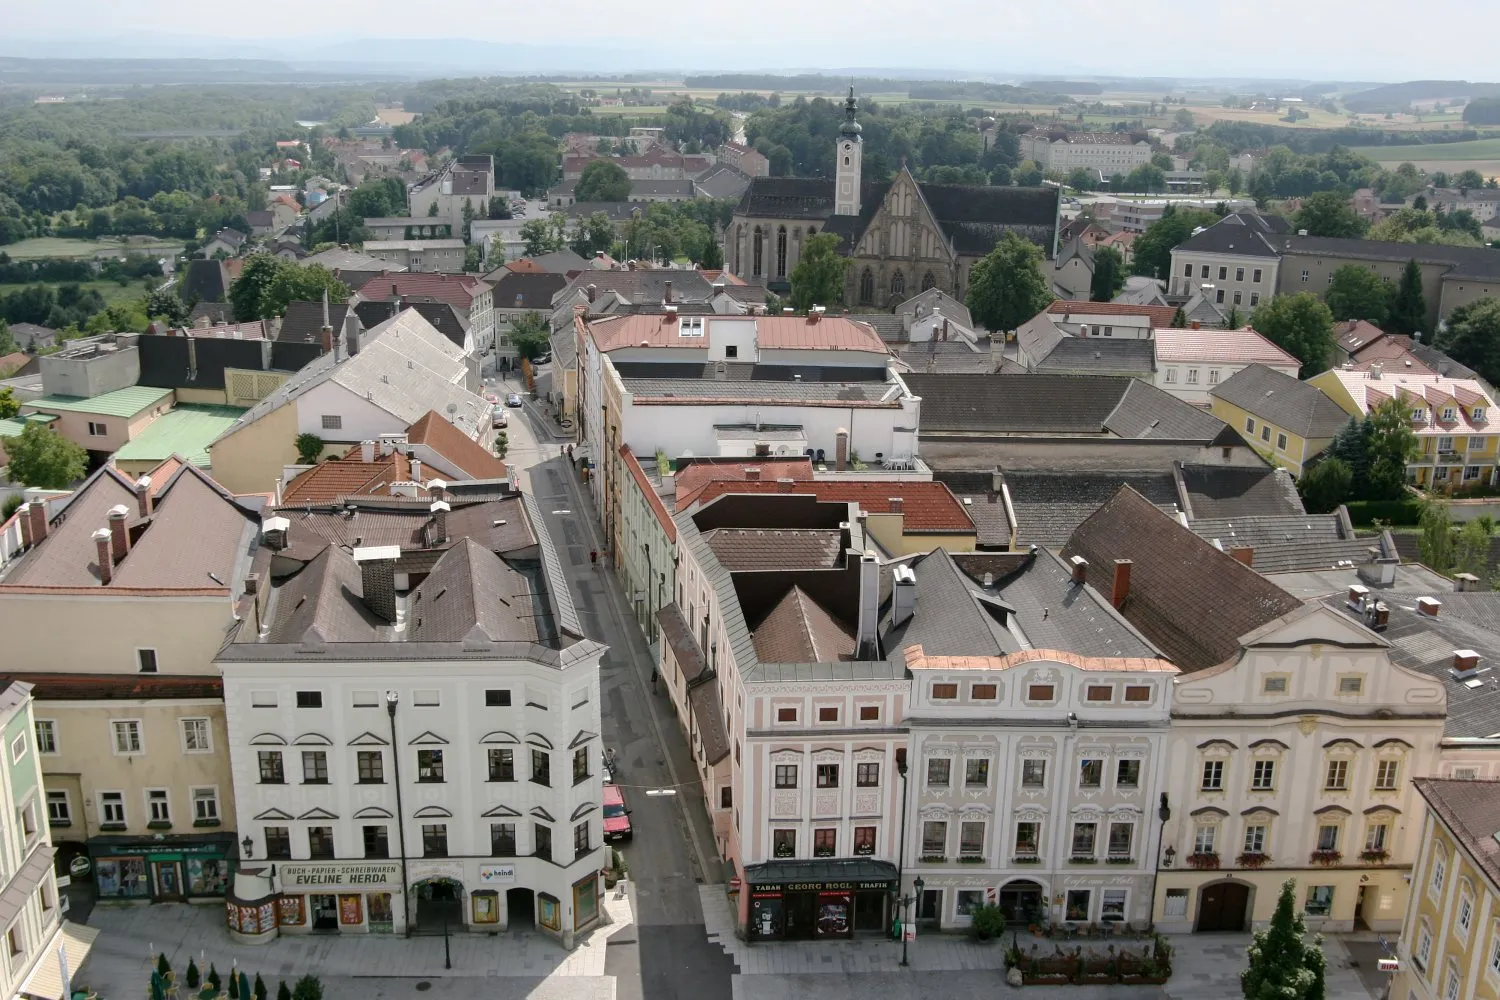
[1239, 604, 1390, 650]
[857, 172, 953, 263]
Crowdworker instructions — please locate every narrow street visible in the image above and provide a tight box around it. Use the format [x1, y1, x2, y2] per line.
[501, 372, 737, 1000]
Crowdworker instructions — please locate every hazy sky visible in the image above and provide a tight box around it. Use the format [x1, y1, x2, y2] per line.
[6, 0, 1499, 81]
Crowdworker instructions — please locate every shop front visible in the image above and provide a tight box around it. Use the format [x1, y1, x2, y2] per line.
[88, 833, 235, 903]
[275, 861, 402, 935]
[741, 859, 898, 941]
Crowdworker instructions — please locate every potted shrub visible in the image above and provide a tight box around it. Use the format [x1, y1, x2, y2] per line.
[1310, 849, 1343, 866]
[967, 903, 1007, 942]
[1186, 851, 1220, 869]
[1236, 851, 1271, 869]
[1360, 848, 1390, 864]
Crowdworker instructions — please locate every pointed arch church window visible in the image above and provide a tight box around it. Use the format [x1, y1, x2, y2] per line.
[776, 226, 788, 279]
[891, 271, 905, 298]
[859, 268, 874, 305]
[752, 227, 763, 277]
[922, 271, 936, 291]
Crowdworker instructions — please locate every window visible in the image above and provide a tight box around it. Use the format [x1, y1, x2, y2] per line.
[1164, 889, 1189, 918]
[250, 691, 277, 708]
[1250, 292, 1261, 306]
[1445, 968, 1462, 1000]
[774, 764, 797, 789]
[858, 705, 880, 721]
[965, 759, 989, 788]
[1261, 425, 1271, 441]
[1124, 685, 1151, 702]
[1079, 759, 1103, 788]
[490, 823, 516, 857]
[891, 271, 905, 297]
[1165, 369, 1177, 383]
[1117, 759, 1141, 787]
[417, 749, 444, 783]
[1218, 266, 1228, 281]
[423, 823, 448, 858]
[960, 821, 985, 857]
[308, 826, 334, 859]
[1436, 465, 1451, 481]
[5, 732, 22, 767]
[1193, 824, 1217, 854]
[1211, 367, 1223, 382]
[1100, 889, 1127, 922]
[812, 828, 836, 858]
[573, 747, 589, 784]
[302, 750, 328, 784]
[1276, 432, 1288, 450]
[87, 421, 107, 437]
[931, 683, 958, 700]
[1375, 760, 1399, 791]
[1022, 759, 1046, 787]
[773, 829, 797, 857]
[264, 827, 291, 860]
[817, 706, 839, 722]
[1245, 417, 1255, 434]
[1201, 265, 1210, 279]
[1253, 269, 1263, 283]
[483, 747, 514, 782]
[1244, 824, 1267, 853]
[143, 789, 169, 825]
[1235, 267, 1245, 281]
[816, 763, 839, 788]
[856, 763, 879, 787]
[1458, 886, 1475, 937]
[1431, 849, 1448, 898]
[1317, 824, 1340, 852]
[1214, 290, 1225, 304]
[1466, 466, 1482, 481]
[1413, 408, 1427, 422]
[1300, 269, 1310, 282]
[1184, 263, 1194, 277]
[178, 717, 211, 753]
[136, 648, 158, 672]
[1251, 759, 1275, 790]
[1027, 683, 1056, 702]
[100, 791, 125, 826]
[1489, 931, 1500, 977]
[1065, 889, 1092, 921]
[485, 689, 512, 707]
[530, 749, 550, 786]
[927, 758, 951, 787]
[1189, 367, 1202, 382]
[853, 827, 876, 856]
[7, 925, 23, 960]
[1365, 822, 1388, 852]
[46, 791, 69, 825]
[1263, 675, 1288, 694]
[1338, 676, 1364, 694]
[364, 825, 390, 859]
[111, 720, 142, 754]
[192, 787, 218, 823]
[1476, 408, 1488, 422]
[1107, 822, 1133, 858]
[33, 721, 55, 755]
[775, 707, 797, 723]
[921, 821, 947, 856]
[1325, 759, 1348, 791]
[720, 787, 732, 809]
[1015, 822, 1040, 856]
[1304, 885, 1333, 916]
[320, 415, 342, 430]
[1444, 407, 1457, 423]
[859, 268, 874, 304]
[357, 751, 384, 783]
[1071, 822, 1097, 856]
[1085, 685, 1112, 702]
[296, 691, 322, 708]
[1415, 923, 1433, 972]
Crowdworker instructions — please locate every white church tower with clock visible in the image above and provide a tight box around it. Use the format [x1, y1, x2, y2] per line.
[834, 87, 862, 217]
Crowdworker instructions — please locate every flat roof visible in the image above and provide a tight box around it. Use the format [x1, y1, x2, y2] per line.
[26, 385, 173, 418]
[111, 405, 248, 468]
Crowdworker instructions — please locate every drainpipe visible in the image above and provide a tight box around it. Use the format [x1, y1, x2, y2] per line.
[894, 749, 910, 936]
[387, 692, 412, 936]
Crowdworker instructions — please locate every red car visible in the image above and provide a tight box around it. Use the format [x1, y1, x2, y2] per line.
[603, 783, 632, 842]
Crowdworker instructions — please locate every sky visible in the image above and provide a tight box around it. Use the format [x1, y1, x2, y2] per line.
[4, 0, 1499, 81]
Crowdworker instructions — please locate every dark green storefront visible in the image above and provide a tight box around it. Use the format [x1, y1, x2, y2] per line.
[88, 832, 237, 901]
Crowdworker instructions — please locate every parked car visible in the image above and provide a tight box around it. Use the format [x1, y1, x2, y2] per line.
[492, 405, 508, 428]
[506, 392, 523, 408]
[603, 783, 632, 842]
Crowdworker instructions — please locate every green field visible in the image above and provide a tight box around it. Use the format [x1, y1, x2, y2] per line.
[589, 105, 671, 116]
[1351, 137, 1500, 162]
[1, 236, 183, 260]
[0, 279, 152, 307]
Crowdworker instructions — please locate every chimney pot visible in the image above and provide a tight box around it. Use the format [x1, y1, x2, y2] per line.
[361, 440, 376, 463]
[888, 497, 903, 513]
[244, 572, 260, 595]
[321, 324, 334, 356]
[1070, 554, 1088, 585]
[664, 280, 673, 303]
[135, 475, 153, 518]
[1229, 544, 1254, 567]
[93, 529, 113, 585]
[835, 428, 849, 472]
[27, 500, 47, 546]
[1111, 558, 1133, 609]
[1454, 649, 1480, 673]
[107, 504, 131, 563]
[1418, 596, 1442, 618]
[17, 503, 33, 548]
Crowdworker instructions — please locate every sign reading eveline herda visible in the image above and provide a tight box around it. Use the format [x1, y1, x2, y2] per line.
[280, 863, 400, 888]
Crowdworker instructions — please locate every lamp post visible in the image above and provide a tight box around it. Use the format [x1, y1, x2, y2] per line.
[900, 875, 925, 967]
[1149, 792, 1173, 930]
[386, 691, 412, 937]
[894, 751, 910, 945]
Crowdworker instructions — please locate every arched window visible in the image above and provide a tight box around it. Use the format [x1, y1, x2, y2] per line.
[891, 270, 906, 298]
[859, 268, 875, 305]
[732, 225, 742, 275]
[752, 227, 763, 277]
[776, 226, 788, 279]
[921, 271, 936, 291]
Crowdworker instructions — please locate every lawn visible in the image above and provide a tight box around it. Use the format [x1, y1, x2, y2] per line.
[588, 105, 671, 116]
[0, 279, 153, 308]
[1351, 137, 1500, 162]
[1, 236, 183, 260]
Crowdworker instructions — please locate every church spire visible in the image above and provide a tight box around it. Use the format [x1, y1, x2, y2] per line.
[834, 88, 863, 217]
[840, 87, 862, 138]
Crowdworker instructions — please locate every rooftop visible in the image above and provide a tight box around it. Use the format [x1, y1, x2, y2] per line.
[351, 271, 489, 310]
[1045, 300, 1178, 328]
[1034, 337, 1156, 376]
[111, 405, 247, 468]
[588, 313, 888, 354]
[1320, 368, 1497, 435]
[1210, 364, 1353, 438]
[407, 410, 508, 480]
[1154, 327, 1300, 367]
[1171, 212, 1291, 259]
[25, 385, 173, 418]
[280, 444, 412, 504]
[690, 479, 976, 534]
[1280, 235, 1500, 280]
[672, 457, 814, 511]
[1178, 463, 1306, 519]
[1190, 513, 1370, 574]
[1414, 779, 1500, 892]
[1003, 470, 1179, 547]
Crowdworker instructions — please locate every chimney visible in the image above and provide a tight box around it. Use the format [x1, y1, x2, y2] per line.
[809, 305, 826, 323]
[892, 563, 917, 627]
[1229, 545, 1254, 567]
[344, 309, 361, 356]
[1069, 554, 1088, 585]
[391, 283, 399, 296]
[361, 440, 376, 463]
[107, 504, 131, 563]
[27, 500, 47, 546]
[1111, 558, 1133, 609]
[1453, 649, 1480, 674]
[1418, 596, 1442, 618]
[135, 476, 153, 518]
[855, 551, 881, 659]
[586, 283, 597, 303]
[941, 317, 949, 341]
[992, 466, 1003, 494]
[411, 458, 422, 483]
[835, 428, 849, 472]
[1455, 572, 1482, 592]
[888, 497, 904, 514]
[777, 477, 796, 492]
[1370, 362, 1383, 379]
[744, 467, 761, 481]
[244, 572, 260, 596]
[427, 478, 448, 501]
[17, 504, 32, 548]
[353, 547, 399, 621]
[664, 280, 673, 303]
[321, 324, 334, 356]
[262, 515, 290, 551]
[430, 500, 450, 545]
[93, 529, 113, 585]
[1190, 320, 1201, 330]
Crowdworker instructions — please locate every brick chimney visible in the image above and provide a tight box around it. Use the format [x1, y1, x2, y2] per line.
[93, 529, 113, 585]
[107, 504, 131, 563]
[664, 280, 673, 304]
[744, 467, 761, 481]
[888, 497, 903, 514]
[135, 476, 153, 518]
[321, 324, 334, 356]
[835, 428, 849, 472]
[1229, 545, 1254, 567]
[26, 501, 47, 546]
[1111, 558, 1133, 609]
[430, 500, 450, 545]
[1418, 596, 1442, 618]
[586, 283, 597, 303]
[1190, 320, 1201, 330]
[1454, 649, 1480, 673]
[1070, 555, 1088, 585]
[353, 547, 399, 622]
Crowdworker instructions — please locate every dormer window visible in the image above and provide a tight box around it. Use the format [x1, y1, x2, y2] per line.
[1474, 407, 1487, 422]
[1443, 407, 1457, 422]
[679, 317, 704, 337]
[1411, 408, 1426, 422]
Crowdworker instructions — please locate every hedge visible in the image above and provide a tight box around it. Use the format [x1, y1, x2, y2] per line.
[1344, 499, 1423, 526]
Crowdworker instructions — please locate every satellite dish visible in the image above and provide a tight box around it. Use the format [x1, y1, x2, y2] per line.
[446, 403, 458, 414]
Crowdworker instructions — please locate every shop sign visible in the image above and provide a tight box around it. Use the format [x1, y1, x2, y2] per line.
[768, 880, 894, 893]
[280, 863, 399, 888]
[68, 857, 91, 877]
[477, 864, 517, 884]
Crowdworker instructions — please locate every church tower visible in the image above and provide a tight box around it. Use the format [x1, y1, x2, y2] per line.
[834, 88, 863, 217]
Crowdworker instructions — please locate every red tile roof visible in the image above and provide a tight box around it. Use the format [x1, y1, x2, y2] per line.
[407, 410, 508, 480]
[1336, 319, 1389, 354]
[353, 271, 487, 310]
[1344, 336, 1433, 374]
[1046, 300, 1177, 328]
[0, 672, 223, 700]
[282, 446, 412, 504]
[672, 458, 813, 511]
[1154, 327, 1300, 366]
[689, 479, 976, 533]
[620, 445, 676, 542]
[504, 259, 546, 274]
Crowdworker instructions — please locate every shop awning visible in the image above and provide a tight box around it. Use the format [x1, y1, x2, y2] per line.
[742, 859, 898, 888]
[20, 921, 99, 1000]
[0, 847, 55, 926]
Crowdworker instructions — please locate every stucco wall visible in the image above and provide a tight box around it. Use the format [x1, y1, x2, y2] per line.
[208, 400, 302, 495]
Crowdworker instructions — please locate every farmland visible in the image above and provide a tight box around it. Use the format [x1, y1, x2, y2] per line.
[0, 237, 182, 261]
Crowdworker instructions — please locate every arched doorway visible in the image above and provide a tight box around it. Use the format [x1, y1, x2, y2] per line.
[413, 877, 465, 934]
[1195, 879, 1252, 932]
[999, 879, 1045, 925]
[507, 887, 536, 928]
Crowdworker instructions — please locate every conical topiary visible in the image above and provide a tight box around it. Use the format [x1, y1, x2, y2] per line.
[207, 965, 222, 993]
[228, 970, 239, 999]
[158, 955, 172, 977]
[253, 974, 267, 1000]
[276, 982, 290, 1000]
[186, 960, 201, 990]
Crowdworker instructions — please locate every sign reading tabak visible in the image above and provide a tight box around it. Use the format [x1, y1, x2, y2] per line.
[280, 863, 400, 888]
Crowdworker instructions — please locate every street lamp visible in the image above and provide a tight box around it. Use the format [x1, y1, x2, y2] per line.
[240, 836, 253, 859]
[900, 875, 925, 967]
[386, 692, 413, 938]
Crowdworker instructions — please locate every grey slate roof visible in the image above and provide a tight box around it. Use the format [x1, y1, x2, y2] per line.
[631, 179, 695, 198]
[843, 312, 906, 342]
[407, 538, 540, 643]
[621, 378, 901, 404]
[879, 548, 1018, 660]
[703, 528, 844, 571]
[1209, 364, 1352, 439]
[491, 272, 569, 310]
[1280, 236, 1500, 279]
[891, 341, 997, 374]
[994, 547, 1163, 660]
[896, 288, 973, 330]
[929, 471, 1010, 548]
[1178, 464, 1306, 519]
[279, 300, 349, 344]
[1172, 211, 1290, 258]
[1105, 379, 1236, 441]
[262, 546, 382, 645]
[1004, 470, 1180, 547]
[1190, 514, 1368, 574]
[181, 260, 230, 304]
[694, 164, 752, 201]
[1034, 337, 1155, 376]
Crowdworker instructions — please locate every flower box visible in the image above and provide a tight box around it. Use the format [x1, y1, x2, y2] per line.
[1310, 850, 1343, 866]
[919, 855, 946, 863]
[958, 855, 986, 863]
[1021, 973, 1071, 986]
[1186, 852, 1220, 869]
[1360, 849, 1389, 864]
[1012, 855, 1041, 864]
[1077, 973, 1115, 985]
[1120, 974, 1171, 985]
[1106, 856, 1135, 865]
[1068, 856, 1098, 865]
[1236, 852, 1271, 869]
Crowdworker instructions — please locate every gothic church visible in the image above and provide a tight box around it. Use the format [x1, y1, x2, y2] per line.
[728, 91, 1061, 307]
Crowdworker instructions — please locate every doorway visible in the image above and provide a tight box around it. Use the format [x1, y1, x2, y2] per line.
[310, 894, 339, 932]
[506, 887, 535, 928]
[1196, 881, 1251, 932]
[414, 878, 464, 934]
[783, 891, 818, 940]
[1354, 885, 1371, 931]
[917, 887, 941, 925]
[853, 890, 886, 933]
[152, 861, 183, 901]
[999, 879, 1045, 925]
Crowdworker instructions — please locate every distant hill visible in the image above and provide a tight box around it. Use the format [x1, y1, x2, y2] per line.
[1344, 80, 1500, 112]
[1022, 81, 1103, 95]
